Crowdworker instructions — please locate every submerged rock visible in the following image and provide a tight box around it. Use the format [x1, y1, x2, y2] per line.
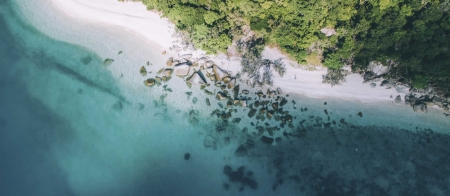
[137, 103, 145, 110]
[235, 146, 248, 156]
[280, 99, 287, 107]
[232, 118, 241, 123]
[144, 78, 156, 87]
[157, 68, 165, 74]
[248, 109, 257, 118]
[261, 136, 274, 145]
[204, 89, 213, 95]
[272, 102, 279, 110]
[103, 58, 114, 66]
[256, 91, 264, 98]
[357, 111, 363, 117]
[162, 76, 172, 82]
[186, 81, 192, 88]
[81, 56, 92, 65]
[254, 101, 261, 108]
[240, 99, 247, 107]
[188, 109, 199, 125]
[184, 153, 190, 160]
[112, 101, 123, 111]
[155, 76, 162, 85]
[166, 57, 174, 66]
[206, 98, 211, 106]
[140, 66, 147, 76]
[224, 183, 230, 190]
[163, 68, 173, 77]
[233, 85, 240, 98]
[216, 92, 227, 100]
[267, 110, 274, 119]
[259, 108, 267, 114]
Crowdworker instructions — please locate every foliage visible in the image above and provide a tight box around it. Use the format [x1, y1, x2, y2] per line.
[322, 68, 350, 86]
[143, 0, 450, 92]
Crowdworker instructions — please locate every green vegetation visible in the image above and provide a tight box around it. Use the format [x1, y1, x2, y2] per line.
[142, 0, 450, 92]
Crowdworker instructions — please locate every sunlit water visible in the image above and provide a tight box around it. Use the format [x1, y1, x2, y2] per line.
[1, 0, 450, 196]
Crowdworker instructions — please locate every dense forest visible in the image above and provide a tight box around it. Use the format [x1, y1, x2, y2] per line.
[141, 0, 450, 92]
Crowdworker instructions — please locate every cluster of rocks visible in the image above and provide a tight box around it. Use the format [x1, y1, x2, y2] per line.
[169, 54, 294, 127]
[404, 92, 450, 113]
[361, 62, 450, 114]
[223, 165, 257, 191]
[144, 52, 361, 168]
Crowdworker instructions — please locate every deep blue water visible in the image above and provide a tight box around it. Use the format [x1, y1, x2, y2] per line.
[0, 13, 75, 196]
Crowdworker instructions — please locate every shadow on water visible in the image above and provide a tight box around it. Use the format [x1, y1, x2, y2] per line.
[30, 50, 130, 104]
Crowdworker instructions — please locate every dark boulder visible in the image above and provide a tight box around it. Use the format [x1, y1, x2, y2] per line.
[261, 136, 274, 145]
[184, 153, 191, 160]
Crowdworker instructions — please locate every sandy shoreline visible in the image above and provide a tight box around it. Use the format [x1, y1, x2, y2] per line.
[49, 0, 403, 103]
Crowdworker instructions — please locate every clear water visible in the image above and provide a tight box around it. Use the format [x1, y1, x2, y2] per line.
[1, 0, 450, 196]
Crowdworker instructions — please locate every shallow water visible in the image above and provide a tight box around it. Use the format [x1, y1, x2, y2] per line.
[1, 0, 450, 196]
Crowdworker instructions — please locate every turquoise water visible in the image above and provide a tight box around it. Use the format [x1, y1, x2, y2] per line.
[1, 0, 450, 195]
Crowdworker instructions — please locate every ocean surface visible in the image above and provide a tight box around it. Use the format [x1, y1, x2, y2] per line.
[1, 0, 450, 196]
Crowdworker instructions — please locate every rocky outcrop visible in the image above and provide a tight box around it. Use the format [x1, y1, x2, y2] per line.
[432, 96, 444, 107]
[363, 61, 389, 83]
[413, 103, 427, 113]
[394, 95, 401, 103]
[404, 92, 449, 113]
[320, 28, 336, 37]
[367, 61, 389, 76]
[395, 85, 409, 93]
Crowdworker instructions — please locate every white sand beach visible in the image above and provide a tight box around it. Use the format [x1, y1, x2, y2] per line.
[49, 0, 402, 103]
[13, 0, 450, 132]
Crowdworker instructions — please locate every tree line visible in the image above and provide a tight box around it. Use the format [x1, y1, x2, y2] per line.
[142, 0, 450, 92]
